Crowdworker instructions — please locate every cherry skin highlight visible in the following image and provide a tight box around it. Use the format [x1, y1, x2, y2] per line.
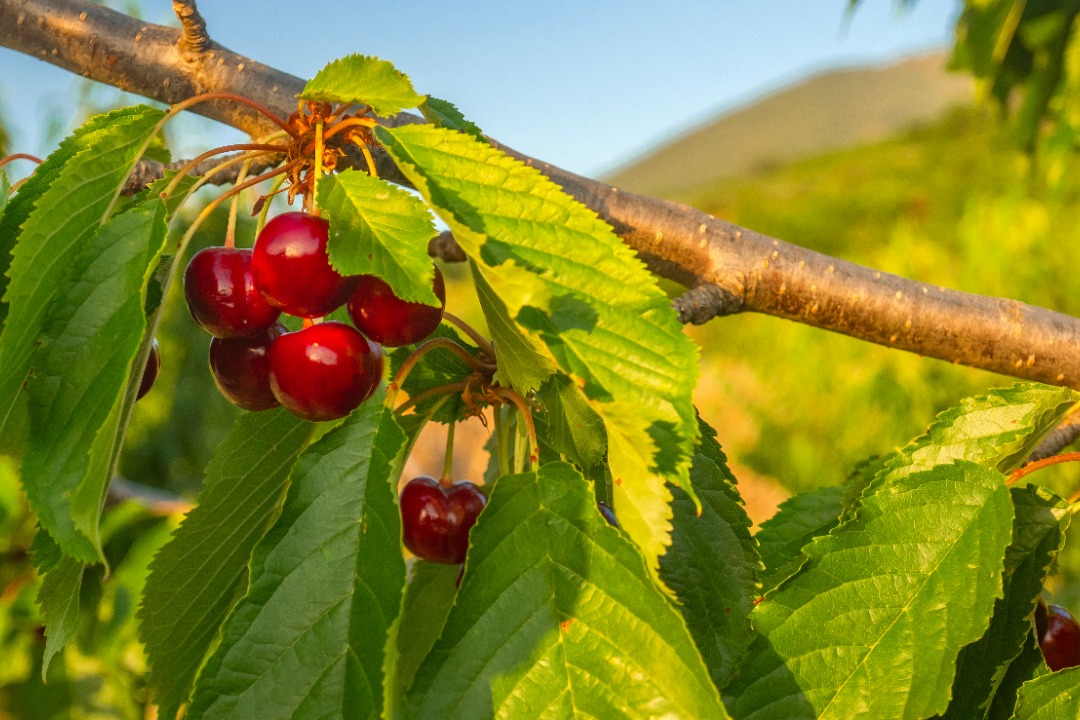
[400, 476, 486, 565]
[1039, 603, 1080, 671]
[209, 322, 285, 411]
[347, 264, 446, 347]
[184, 247, 280, 338]
[268, 321, 380, 422]
[136, 339, 160, 400]
[251, 212, 358, 318]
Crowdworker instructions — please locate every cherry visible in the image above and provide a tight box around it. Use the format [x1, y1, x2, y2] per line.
[400, 476, 486, 564]
[1038, 602, 1080, 671]
[209, 322, 286, 411]
[184, 247, 280, 338]
[267, 321, 380, 422]
[136, 339, 160, 400]
[347, 264, 446, 347]
[251, 212, 358, 318]
[597, 501, 619, 528]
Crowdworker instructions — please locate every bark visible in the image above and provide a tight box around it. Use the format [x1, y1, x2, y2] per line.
[4, 0, 1080, 388]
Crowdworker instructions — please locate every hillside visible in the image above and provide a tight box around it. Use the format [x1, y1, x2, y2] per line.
[606, 52, 973, 200]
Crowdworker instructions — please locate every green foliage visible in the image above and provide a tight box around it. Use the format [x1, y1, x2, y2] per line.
[754, 484, 845, 593]
[1010, 666, 1080, 718]
[404, 463, 728, 719]
[300, 54, 426, 115]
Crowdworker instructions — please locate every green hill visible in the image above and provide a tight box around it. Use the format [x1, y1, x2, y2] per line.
[606, 52, 973, 200]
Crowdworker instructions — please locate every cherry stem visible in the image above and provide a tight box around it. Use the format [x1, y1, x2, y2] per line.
[225, 156, 257, 249]
[0, 153, 43, 170]
[167, 91, 299, 139]
[394, 381, 468, 416]
[255, 173, 289, 234]
[494, 404, 511, 477]
[169, 150, 280, 222]
[323, 116, 377, 141]
[442, 312, 495, 358]
[491, 386, 538, 471]
[441, 421, 457, 486]
[161, 143, 288, 199]
[1008, 451, 1080, 486]
[388, 337, 495, 407]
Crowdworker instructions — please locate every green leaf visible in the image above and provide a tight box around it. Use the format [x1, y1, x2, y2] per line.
[317, 169, 438, 303]
[139, 409, 314, 720]
[534, 372, 605, 470]
[405, 462, 728, 719]
[186, 399, 407, 720]
[20, 198, 167, 562]
[730, 462, 1014, 720]
[755, 485, 845, 594]
[0, 106, 165, 446]
[387, 324, 476, 424]
[849, 383, 1079, 510]
[378, 123, 700, 576]
[471, 267, 555, 391]
[989, 633, 1048, 720]
[1010, 666, 1080, 719]
[659, 450, 761, 691]
[939, 485, 1071, 719]
[420, 97, 484, 137]
[36, 553, 83, 678]
[386, 562, 461, 717]
[300, 54, 425, 116]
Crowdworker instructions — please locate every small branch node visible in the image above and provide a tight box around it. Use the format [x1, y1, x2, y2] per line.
[673, 283, 743, 325]
[428, 230, 467, 263]
[172, 0, 211, 56]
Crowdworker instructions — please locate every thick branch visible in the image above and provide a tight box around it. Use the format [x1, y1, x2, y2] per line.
[5, 0, 1080, 387]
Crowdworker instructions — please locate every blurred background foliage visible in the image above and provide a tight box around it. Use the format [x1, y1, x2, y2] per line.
[10, 0, 1080, 716]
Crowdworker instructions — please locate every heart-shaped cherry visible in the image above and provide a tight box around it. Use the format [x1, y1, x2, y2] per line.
[1037, 601, 1080, 671]
[347, 264, 446, 347]
[251, 212, 358, 318]
[184, 247, 280, 338]
[400, 476, 486, 565]
[268, 321, 381, 422]
[136, 339, 160, 400]
[209, 322, 285, 411]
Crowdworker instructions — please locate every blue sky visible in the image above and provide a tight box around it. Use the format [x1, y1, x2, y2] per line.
[0, 1, 959, 177]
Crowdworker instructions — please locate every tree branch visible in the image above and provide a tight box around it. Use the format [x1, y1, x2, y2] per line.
[4, 0, 1080, 388]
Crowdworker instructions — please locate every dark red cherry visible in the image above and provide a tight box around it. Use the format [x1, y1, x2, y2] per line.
[400, 476, 486, 564]
[136, 339, 160, 400]
[1039, 603, 1080, 671]
[267, 322, 380, 422]
[597, 501, 619, 528]
[347, 265, 446, 347]
[209, 322, 285, 411]
[184, 247, 280, 338]
[251, 212, 358, 318]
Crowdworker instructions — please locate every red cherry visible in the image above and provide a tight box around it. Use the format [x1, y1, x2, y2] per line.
[400, 476, 486, 564]
[251, 212, 358, 318]
[1039, 603, 1080, 671]
[267, 322, 380, 422]
[209, 322, 285, 411]
[136, 339, 160, 400]
[347, 265, 446, 347]
[184, 247, 280, 338]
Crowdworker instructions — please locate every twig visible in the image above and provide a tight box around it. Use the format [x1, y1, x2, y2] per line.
[172, 0, 210, 56]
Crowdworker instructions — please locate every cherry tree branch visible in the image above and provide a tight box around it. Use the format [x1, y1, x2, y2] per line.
[4, 0, 1080, 388]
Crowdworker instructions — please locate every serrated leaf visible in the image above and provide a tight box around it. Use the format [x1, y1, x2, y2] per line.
[36, 553, 83, 678]
[849, 383, 1079, 511]
[938, 485, 1071, 719]
[386, 561, 460, 718]
[0, 106, 165, 445]
[756, 485, 845, 594]
[420, 97, 484, 137]
[660, 450, 761, 691]
[1010, 666, 1080, 719]
[186, 399, 406, 720]
[300, 54, 425, 116]
[534, 372, 605, 470]
[989, 633, 1049, 720]
[317, 169, 438, 303]
[471, 267, 555, 391]
[20, 198, 167, 563]
[730, 461, 1014, 720]
[378, 123, 700, 576]
[139, 409, 314, 720]
[405, 462, 728, 720]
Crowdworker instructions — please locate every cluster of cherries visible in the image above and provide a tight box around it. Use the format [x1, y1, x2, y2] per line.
[183, 210, 445, 421]
[1036, 600, 1080, 671]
